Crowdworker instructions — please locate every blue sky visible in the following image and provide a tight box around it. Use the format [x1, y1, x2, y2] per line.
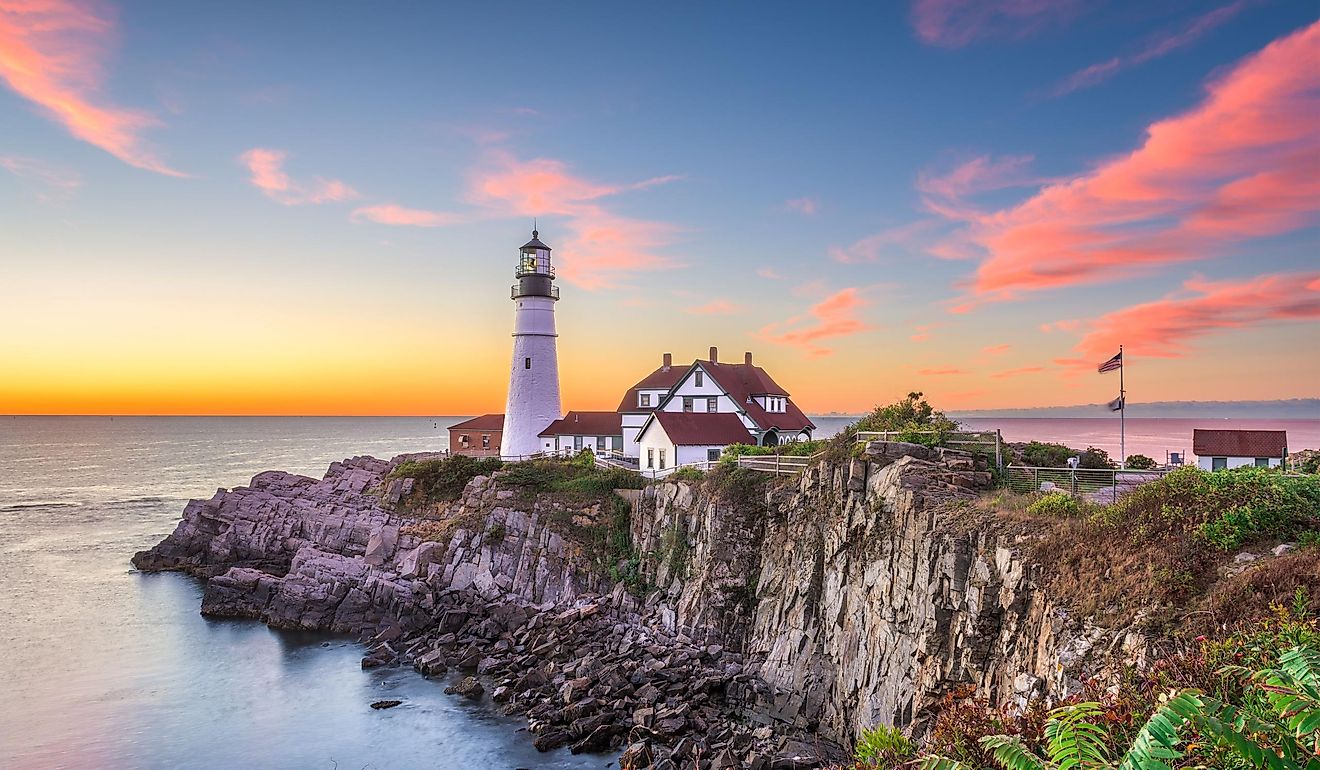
[2, 1, 1318, 414]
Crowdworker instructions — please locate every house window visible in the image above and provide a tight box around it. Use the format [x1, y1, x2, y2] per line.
[640, 393, 651, 407]
[647, 448, 654, 468]
[573, 436, 583, 451]
[707, 397, 717, 412]
[481, 434, 490, 449]
[707, 448, 721, 462]
[596, 436, 606, 452]
[1255, 457, 1271, 467]
[459, 434, 470, 446]
[524, 357, 531, 369]
[683, 397, 694, 412]
[695, 371, 703, 387]
[1212, 457, 1228, 471]
[659, 449, 666, 469]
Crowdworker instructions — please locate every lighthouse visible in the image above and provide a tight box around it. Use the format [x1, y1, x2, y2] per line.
[501, 229, 562, 458]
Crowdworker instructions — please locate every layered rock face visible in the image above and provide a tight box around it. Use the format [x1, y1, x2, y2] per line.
[135, 442, 1147, 765]
[634, 442, 1147, 750]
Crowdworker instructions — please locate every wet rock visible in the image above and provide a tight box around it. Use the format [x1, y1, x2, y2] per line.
[370, 700, 402, 709]
[444, 676, 484, 698]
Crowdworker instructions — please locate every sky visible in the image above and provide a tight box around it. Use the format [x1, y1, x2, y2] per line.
[1, 0, 1318, 416]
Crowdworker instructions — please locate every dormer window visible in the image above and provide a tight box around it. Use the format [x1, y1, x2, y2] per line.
[695, 371, 704, 387]
[640, 393, 651, 407]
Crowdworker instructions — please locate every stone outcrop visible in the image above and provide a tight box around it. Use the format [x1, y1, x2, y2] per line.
[134, 441, 1152, 766]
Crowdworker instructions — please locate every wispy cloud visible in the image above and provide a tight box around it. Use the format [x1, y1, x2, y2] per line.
[239, 148, 359, 206]
[756, 287, 873, 358]
[1074, 272, 1320, 359]
[829, 219, 942, 263]
[918, 367, 966, 376]
[934, 20, 1320, 308]
[981, 343, 1011, 356]
[757, 267, 785, 280]
[465, 150, 682, 289]
[909, 0, 1084, 48]
[909, 322, 946, 343]
[685, 299, 745, 315]
[0, 155, 82, 201]
[0, 0, 181, 175]
[349, 203, 462, 227]
[786, 197, 818, 215]
[990, 366, 1045, 379]
[1045, 2, 1249, 98]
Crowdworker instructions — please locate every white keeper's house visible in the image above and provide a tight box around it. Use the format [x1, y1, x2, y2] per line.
[538, 346, 815, 471]
[451, 229, 814, 469]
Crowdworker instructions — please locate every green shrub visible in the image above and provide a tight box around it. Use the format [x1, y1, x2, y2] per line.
[1299, 530, 1320, 549]
[854, 724, 915, 766]
[1077, 446, 1116, 469]
[668, 466, 706, 482]
[390, 455, 503, 504]
[723, 440, 826, 458]
[850, 391, 959, 436]
[1019, 441, 1076, 468]
[1125, 454, 1157, 470]
[1026, 492, 1081, 518]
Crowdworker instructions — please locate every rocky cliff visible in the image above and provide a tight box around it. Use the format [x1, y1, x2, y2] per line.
[633, 442, 1149, 750]
[133, 442, 1150, 767]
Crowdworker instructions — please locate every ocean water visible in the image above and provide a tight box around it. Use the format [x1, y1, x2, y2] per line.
[2, 415, 1316, 769]
[0, 416, 611, 770]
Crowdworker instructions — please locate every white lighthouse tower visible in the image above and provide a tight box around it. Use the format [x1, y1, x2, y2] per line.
[501, 229, 562, 458]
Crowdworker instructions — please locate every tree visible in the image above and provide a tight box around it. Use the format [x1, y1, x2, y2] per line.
[852, 392, 959, 437]
[1077, 446, 1116, 470]
[1125, 454, 1156, 470]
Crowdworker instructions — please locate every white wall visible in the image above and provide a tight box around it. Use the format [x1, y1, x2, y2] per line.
[503, 295, 561, 458]
[620, 413, 647, 458]
[638, 421, 676, 473]
[676, 444, 727, 465]
[1196, 455, 1282, 471]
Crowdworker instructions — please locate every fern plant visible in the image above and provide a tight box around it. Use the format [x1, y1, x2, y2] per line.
[917, 691, 1205, 770]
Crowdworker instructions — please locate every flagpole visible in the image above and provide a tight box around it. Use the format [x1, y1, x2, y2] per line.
[1119, 344, 1125, 469]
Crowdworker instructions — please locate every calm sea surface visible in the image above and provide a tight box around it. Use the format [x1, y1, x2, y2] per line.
[2, 415, 1317, 769]
[0, 416, 613, 770]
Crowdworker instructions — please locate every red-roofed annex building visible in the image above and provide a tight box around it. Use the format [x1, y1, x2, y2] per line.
[1192, 429, 1287, 471]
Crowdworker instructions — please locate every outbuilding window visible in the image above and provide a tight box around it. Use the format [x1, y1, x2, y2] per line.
[1255, 457, 1271, 467]
[707, 448, 720, 461]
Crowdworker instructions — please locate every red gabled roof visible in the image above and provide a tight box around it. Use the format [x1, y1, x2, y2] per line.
[539, 411, 624, 437]
[1193, 429, 1287, 457]
[645, 411, 754, 446]
[615, 364, 688, 413]
[696, 360, 816, 433]
[449, 414, 504, 431]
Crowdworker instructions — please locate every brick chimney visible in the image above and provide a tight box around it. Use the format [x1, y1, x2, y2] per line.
[744, 351, 753, 366]
[662, 352, 672, 371]
[709, 346, 718, 363]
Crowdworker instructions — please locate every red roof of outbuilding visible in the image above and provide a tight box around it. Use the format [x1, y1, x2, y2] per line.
[616, 365, 688, 413]
[1193, 429, 1287, 457]
[539, 411, 624, 437]
[643, 411, 754, 446]
[449, 414, 504, 431]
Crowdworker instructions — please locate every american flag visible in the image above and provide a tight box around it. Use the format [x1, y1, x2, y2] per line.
[1097, 351, 1122, 373]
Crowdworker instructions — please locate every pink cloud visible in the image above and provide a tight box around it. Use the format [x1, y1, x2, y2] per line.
[940, 20, 1320, 306]
[0, 0, 180, 175]
[1039, 319, 1082, 333]
[350, 204, 462, 227]
[465, 151, 681, 289]
[990, 366, 1045, 379]
[756, 288, 873, 357]
[981, 343, 1011, 356]
[0, 154, 81, 201]
[918, 367, 966, 376]
[909, 0, 1084, 48]
[757, 267, 785, 280]
[909, 322, 947, 343]
[830, 219, 942, 263]
[685, 299, 745, 315]
[1075, 272, 1320, 360]
[1046, 2, 1249, 97]
[786, 197, 818, 215]
[239, 148, 359, 206]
